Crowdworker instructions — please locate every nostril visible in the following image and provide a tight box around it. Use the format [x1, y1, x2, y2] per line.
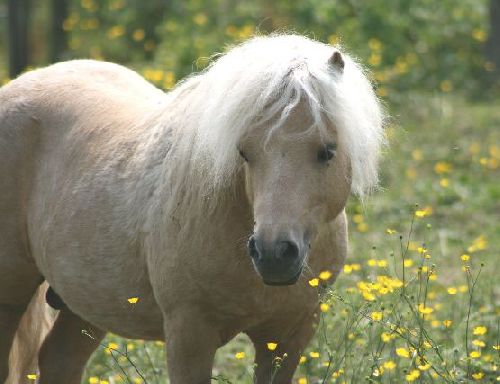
[247, 235, 260, 260]
[275, 241, 299, 260]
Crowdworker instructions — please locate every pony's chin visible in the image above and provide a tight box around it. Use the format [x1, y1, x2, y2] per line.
[262, 269, 302, 286]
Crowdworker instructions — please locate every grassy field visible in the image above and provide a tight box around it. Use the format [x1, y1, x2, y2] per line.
[83, 94, 499, 383]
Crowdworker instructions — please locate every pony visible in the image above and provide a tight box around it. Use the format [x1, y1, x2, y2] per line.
[0, 34, 384, 383]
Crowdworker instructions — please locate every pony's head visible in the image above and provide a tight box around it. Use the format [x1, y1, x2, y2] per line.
[240, 96, 352, 285]
[186, 34, 385, 285]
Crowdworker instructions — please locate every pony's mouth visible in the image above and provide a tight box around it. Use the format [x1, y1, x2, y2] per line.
[262, 267, 303, 286]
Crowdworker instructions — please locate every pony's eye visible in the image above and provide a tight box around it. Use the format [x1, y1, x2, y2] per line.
[238, 149, 248, 162]
[317, 144, 336, 163]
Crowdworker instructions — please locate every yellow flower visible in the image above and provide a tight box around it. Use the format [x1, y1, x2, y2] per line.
[371, 311, 383, 321]
[320, 303, 330, 312]
[299, 355, 307, 364]
[443, 320, 453, 328]
[236, 24, 254, 40]
[473, 326, 487, 335]
[235, 351, 245, 359]
[357, 222, 368, 232]
[472, 340, 486, 348]
[127, 297, 139, 304]
[493, 345, 500, 350]
[434, 161, 452, 174]
[447, 287, 457, 295]
[386, 228, 397, 234]
[193, 12, 208, 26]
[383, 360, 396, 370]
[439, 178, 450, 188]
[27, 375, 37, 380]
[332, 369, 344, 377]
[377, 87, 388, 97]
[107, 25, 125, 39]
[418, 363, 431, 371]
[440, 80, 453, 93]
[266, 342, 278, 351]
[352, 213, 363, 223]
[458, 285, 468, 293]
[472, 372, 484, 380]
[411, 149, 423, 161]
[472, 29, 487, 42]
[308, 278, 319, 287]
[381, 332, 395, 342]
[343, 264, 353, 273]
[470, 350, 481, 358]
[328, 34, 340, 45]
[162, 71, 176, 90]
[418, 303, 434, 314]
[403, 259, 414, 267]
[319, 270, 332, 280]
[377, 260, 387, 267]
[298, 378, 308, 384]
[415, 206, 433, 218]
[132, 29, 145, 42]
[396, 347, 410, 358]
[89, 378, 99, 384]
[368, 38, 382, 51]
[460, 254, 470, 262]
[406, 167, 417, 179]
[368, 53, 382, 66]
[109, 0, 125, 10]
[405, 369, 420, 381]
[362, 291, 376, 301]
[309, 351, 320, 358]
[467, 235, 487, 252]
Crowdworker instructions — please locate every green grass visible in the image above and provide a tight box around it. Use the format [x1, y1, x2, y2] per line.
[83, 94, 499, 383]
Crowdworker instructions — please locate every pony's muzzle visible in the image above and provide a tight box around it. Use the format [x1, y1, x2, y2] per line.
[247, 235, 305, 286]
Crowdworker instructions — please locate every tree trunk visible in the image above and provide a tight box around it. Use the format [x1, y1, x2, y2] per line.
[487, 0, 500, 79]
[51, 0, 69, 62]
[8, 0, 31, 78]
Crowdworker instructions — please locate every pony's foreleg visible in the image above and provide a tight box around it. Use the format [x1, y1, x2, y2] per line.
[38, 308, 105, 384]
[163, 309, 221, 384]
[249, 313, 317, 384]
[0, 304, 25, 382]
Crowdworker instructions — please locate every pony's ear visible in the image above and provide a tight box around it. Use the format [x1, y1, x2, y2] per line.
[328, 51, 345, 71]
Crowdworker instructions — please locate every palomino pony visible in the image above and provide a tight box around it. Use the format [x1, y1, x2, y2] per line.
[0, 34, 384, 383]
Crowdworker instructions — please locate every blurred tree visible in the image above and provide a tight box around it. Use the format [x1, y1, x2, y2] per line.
[51, 0, 68, 61]
[8, 0, 31, 77]
[486, 0, 500, 79]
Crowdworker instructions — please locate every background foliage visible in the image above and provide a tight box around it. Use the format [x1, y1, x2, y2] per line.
[0, 0, 498, 98]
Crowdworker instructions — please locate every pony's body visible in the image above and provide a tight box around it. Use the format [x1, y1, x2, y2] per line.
[0, 35, 382, 383]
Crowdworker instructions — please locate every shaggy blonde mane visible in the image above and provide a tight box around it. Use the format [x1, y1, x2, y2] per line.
[168, 33, 385, 197]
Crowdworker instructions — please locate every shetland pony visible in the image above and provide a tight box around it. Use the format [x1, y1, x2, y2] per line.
[0, 34, 384, 383]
